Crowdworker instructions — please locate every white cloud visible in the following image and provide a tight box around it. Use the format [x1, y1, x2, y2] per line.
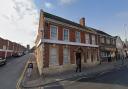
[0, 0, 39, 47]
[59, 0, 76, 5]
[44, 2, 53, 8]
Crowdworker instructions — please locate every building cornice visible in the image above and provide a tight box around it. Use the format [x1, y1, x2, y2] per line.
[0, 49, 13, 52]
[42, 39, 99, 47]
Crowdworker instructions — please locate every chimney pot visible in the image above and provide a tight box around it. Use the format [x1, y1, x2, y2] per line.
[80, 17, 85, 27]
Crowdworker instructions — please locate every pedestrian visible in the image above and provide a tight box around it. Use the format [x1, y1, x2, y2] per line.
[27, 62, 33, 77]
[76, 58, 81, 72]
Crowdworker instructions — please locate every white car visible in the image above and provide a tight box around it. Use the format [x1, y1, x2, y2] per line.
[0, 58, 6, 65]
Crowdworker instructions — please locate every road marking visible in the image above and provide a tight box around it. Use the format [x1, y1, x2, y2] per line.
[43, 76, 88, 88]
[16, 55, 31, 89]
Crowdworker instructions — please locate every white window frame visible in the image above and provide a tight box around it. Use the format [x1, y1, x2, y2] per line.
[112, 39, 115, 45]
[50, 25, 58, 40]
[63, 28, 69, 41]
[63, 47, 70, 64]
[85, 33, 90, 44]
[76, 31, 81, 43]
[49, 47, 59, 66]
[106, 38, 110, 44]
[92, 35, 96, 45]
[101, 37, 105, 43]
[3, 45, 6, 50]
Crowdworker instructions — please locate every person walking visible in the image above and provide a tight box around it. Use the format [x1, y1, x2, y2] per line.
[27, 62, 33, 77]
[76, 58, 81, 72]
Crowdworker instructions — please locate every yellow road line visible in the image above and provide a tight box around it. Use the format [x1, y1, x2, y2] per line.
[16, 55, 31, 89]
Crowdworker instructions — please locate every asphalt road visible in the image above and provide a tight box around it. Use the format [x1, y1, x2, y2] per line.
[0, 54, 30, 89]
[43, 65, 128, 89]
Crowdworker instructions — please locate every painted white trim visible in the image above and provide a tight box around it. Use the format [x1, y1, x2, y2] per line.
[75, 31, 81, 43]
[63, 47, 70, 64]
[36, 39, 42, 47]
[42, 39, 99, 47]
[0, 49, 13, 52]
[50, 25, 58, 40]
[49, 46, 59, 66]
[85, 33, 90, 44]
[63, 28, 69, 42]
[92, 35, 96, 45]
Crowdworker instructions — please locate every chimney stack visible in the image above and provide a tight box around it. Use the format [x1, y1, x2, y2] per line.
[79, 17, 85, 27]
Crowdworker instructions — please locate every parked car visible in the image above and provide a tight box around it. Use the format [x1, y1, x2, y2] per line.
[0, 58, 6, 65]
[17, 52, 23, 57]
[13, 52, 23, 57]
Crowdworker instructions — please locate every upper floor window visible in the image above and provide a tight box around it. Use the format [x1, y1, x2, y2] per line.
[100, 37, 105, 43]
[50, 25, 58, 40]
[85, 34, 90, 44]
[92, 35, 96, 45]
[106, 38, 110, 44]
[3, 45, 6, 50]
[63, 28, 69, 41]
[76, 31, 80, 42]
[112, 39, 115, 45]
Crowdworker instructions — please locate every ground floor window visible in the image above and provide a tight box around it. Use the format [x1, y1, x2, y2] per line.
[63, 48, 70, 64]
[49, 47, 58, 66]
[91, 48, 97, 62]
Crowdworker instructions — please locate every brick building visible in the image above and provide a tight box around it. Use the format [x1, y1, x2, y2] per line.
[96, 30, 116, 62]
[115, 36, 126, 60]
[0, 37, 26, 58]
[35, 10, 100, 75]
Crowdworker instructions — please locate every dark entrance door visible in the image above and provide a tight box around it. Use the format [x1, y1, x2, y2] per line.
[76, 53, 81, 63]
[76, 53, 81, 72]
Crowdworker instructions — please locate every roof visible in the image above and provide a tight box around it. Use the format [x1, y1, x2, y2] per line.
[42, 10, 95, 32]
[95, 30, 112, 37]
[41, 10, 115, 37]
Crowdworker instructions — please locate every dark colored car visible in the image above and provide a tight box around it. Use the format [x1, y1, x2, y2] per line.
[0, 58, 6, 65]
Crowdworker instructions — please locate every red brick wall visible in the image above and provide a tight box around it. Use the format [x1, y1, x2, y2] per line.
[3, 40, 8, 49]
[70, 46, 75, 64]
[0, 38, 3, 49]
[98, 35, 100, 45]
[58, 26, 63, 40]
[104, 37, 106, 44]
[69, 29, 75, 42]
[95, 35, 97, 45]
[81, 31, 85, 43]
[89, 34, 92, 44]
[44, 22, 50, 39]
[59, 45, 63, 65]
[9, 41, 13, 50]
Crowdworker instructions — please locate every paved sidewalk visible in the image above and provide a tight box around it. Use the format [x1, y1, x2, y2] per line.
[21, 57, 128, 89]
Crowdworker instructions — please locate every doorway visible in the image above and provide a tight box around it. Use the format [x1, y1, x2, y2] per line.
[76, 53, 81, 65]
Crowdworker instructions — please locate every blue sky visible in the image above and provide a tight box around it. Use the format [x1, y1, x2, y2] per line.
[34, 0, 128, 40]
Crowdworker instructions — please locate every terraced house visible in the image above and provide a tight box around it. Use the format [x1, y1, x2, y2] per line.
[96, 30, 116, 62]
[35, 10, 100, 75]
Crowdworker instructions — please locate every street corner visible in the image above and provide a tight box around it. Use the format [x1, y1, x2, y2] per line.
[19, 58, 42, 88]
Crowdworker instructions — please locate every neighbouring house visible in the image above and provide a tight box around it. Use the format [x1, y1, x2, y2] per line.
[115, 36, 126, 60]
[96, 30, 116, 62]
[35, 10, 100, 75]
[124, 40, 128, 58]
[0, 37, 26, 58]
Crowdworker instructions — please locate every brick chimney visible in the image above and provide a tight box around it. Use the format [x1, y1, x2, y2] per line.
[79, 17, 85, 27]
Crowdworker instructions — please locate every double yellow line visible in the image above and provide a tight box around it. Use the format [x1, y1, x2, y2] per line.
[16, 56, 31, 89]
